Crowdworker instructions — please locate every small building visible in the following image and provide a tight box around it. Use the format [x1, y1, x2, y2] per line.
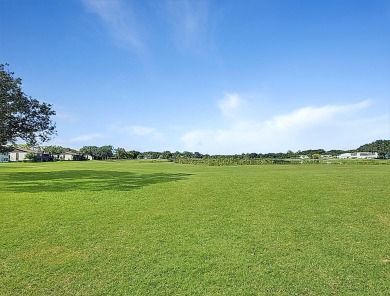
[52, 151, 91, 161]
[0, 153, 9, 163]
[62, 152, 87, 161]
[9, 148, 34, 161]
[357, 152, 379, 159]
[62, 152, 79, 161]
[321, 155, 333, 159]
[299, 155, 310, 159]
[338, 152, 378, 159]
[9, 148, 51, 162]
[338, 153, 350, 159]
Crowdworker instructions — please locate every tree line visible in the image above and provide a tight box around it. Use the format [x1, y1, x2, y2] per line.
[357, 140, 390, 158]
[87, 140, 389, 161]
[10, 139, 390, 162]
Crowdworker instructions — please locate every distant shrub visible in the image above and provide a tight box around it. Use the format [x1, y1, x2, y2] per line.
[174, 157, 389, 166]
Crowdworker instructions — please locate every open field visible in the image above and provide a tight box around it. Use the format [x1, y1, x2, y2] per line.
[0, 161, 389, 295]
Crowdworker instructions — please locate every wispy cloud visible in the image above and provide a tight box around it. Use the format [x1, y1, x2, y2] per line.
[217, 93, 245, 118]
[70, 133, 103, 143]
[82, 0, 147, 54]
[181, 95, 385, 154]
[129, 126, 164, 139]
[55, 111, 79, 123]
[265, 100, 371, 131]
[109, 124, 164, 140]
[165, 0, 210, 52]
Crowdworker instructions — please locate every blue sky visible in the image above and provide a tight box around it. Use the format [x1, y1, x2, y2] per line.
[1, 0, 389, 154]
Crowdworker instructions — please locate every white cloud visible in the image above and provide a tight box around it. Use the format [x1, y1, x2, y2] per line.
[109, 124, 164, 140]
[70, 133, 103, 142]
[129, 126, 163, 138]
[217, 93, 245, 118]
[265, 100, 371, 131]
[83, 0, 147, 53]
[165, 0, 210, 51]
[181, 97, 386, 154]
[181, 130, 213, 149]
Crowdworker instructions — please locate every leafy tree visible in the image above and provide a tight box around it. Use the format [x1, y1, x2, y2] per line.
[357, 139, 390, 158]
[15, 143, 32, 150]
[161, 150, 172, 159]
[300, 149, 326, 158]
[0, 64, 56, 152]
[286, 150, 295, 158]
[25, 153, 38, 162]
[325, 149, 348, 156]
[182, 151, 193, 158]
[114, 147, 127, 159]
[80, 146, 99, 159]
[98, 145, 114, 160]
[193, 152, 203, 159]
[142, 151, 160, 159]
[172, 151, 181, 159]
[43, 145, 70, 154]
[80, 145, 113, 160]
[127, 150, 140, 159]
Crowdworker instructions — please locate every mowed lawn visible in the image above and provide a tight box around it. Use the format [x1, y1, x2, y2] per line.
[0, 161, 389, 295]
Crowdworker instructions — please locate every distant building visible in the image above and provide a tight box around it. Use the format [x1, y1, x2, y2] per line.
[9, 148, 35, 161]
[52, 151, 88, 161]
[9, 148, 51, 162]
[321, 155, 333, 159]
[338, 152, 378, 159]
[299, 155, 310, 159]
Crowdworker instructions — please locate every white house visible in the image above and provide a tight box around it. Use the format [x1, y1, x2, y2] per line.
[9, 148, 51, 162]
[338, 152, 378, 159]
[0, 153, 9, 163]
[63, 152, 78, 161]
[9, 148, 34, 161]
[58, 152, 86, 161]
[52, 151, 92, 161]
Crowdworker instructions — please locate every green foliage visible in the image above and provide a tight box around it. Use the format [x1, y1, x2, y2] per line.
[161, 150, 173, 159]
[175, 157, 389, 166]
[18, 139, 388, 163]
[114, 147, 127, 159]
[299, 149, 326, 157]
[175, 157, 291, 165]
[0, 64, 56, 152]
[24, 153, 37, 161]
[79, 146, 119, 160]
[42, 145, 74, 154]
[14, 143, 32, 150]
[326, 149, 348, 156]
[79, 145, 99, 159]
[357, 139, 390, 158]
[97, 145, 114, 160]
[127, 150, 140, 159]
[140, 151, 162, 159]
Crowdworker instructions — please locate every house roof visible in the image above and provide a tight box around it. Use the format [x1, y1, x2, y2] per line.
[11, 147, 38, 153]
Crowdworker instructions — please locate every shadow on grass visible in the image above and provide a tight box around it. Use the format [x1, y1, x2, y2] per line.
[1, 170, 192, 193]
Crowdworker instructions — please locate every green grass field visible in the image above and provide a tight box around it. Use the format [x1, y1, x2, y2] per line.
[1, 161, 389, 295]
